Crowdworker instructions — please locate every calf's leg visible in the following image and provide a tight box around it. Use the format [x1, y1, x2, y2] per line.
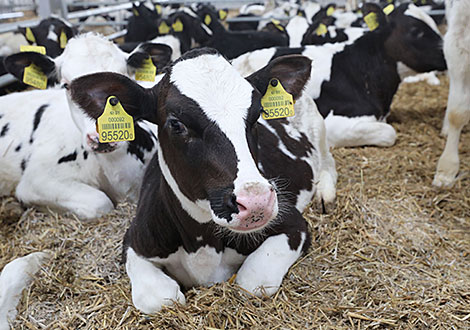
[15, 180, 114, 220]
[324, 114, 397, 148]
[126, 248, 185, 314]
[236, 209, 308, 296]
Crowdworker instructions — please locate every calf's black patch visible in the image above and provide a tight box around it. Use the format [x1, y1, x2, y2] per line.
[30, 104, 48, 143]
[58, 151, 78, 164]
[0, 123, 9, 137]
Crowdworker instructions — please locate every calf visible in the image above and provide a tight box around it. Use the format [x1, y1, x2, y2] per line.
[0, 34, 172, 219]
[19, 17, 77, 58]
[433, 0, 469, 188]
[70, 48, 337, 313]
[197, 7, 289, 59]
[232, 3, 446, 148]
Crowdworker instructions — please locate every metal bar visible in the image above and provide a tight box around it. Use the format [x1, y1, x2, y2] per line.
[0, 12, 24, 20]
[68, 1, 143, 7]
[0, 18, 41, 34]
[0, 74, 18, 89]
[226, 15, 294, 22]
[65, 3, 133, 20]
[73, 20, 127, 27]
[105, 28, 127, 40]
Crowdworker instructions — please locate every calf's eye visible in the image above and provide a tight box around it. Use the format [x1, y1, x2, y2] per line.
[169, 119, 187, 135]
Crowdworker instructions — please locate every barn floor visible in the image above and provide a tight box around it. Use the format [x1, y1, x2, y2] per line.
[1, 74, 469, 329]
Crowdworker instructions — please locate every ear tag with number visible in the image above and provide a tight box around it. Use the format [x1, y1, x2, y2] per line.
[218, 9, 227, 20]
[20, 45, 46, 54]
[158, 21, 170, 34]
[326, 6, 335, 16]
[23, 63, 47, 89]
[271, 19, 284, 32]
[97, 96, 135, 143]
[261, 79, 295, 120]
[135, 56, 156, 82]
[364, 12, 379, 31]
[25, 27, 36, 43]
[133, 8, 139, 16]
[204, 14, 212, 25]
[60, 30, 67, 48]
[172, 19, 184, 32]
[155, 4, 162, 14]
[316, 23, 328, 36]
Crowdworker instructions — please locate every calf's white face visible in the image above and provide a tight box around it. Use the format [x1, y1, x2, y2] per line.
[69, 49, 312, 233]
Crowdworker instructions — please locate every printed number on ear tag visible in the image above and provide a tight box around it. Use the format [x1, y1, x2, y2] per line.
[135, 56, 156, 82]
[23, 63, 47, 89]
[60, 30, 67, 49]
[364, 12, 379, 31]
[261, 79, 295, 120]
[20, 45, 46, 54]
[97, 96, 135, 143]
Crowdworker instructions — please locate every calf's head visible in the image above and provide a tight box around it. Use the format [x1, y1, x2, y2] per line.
[69, 49, 311, 233]
[384, 3, 447, 72]
[4, 33, 172, 154]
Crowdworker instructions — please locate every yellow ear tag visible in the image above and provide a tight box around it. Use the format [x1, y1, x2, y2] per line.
[204, 14, 212, 25]
[421, 0, 427, 4]
[383, 4, 395, 15]
[364, 12, 379, 31]
[158, 21, 170, 34]
[135, 56, 156, 82]
[97, 96, 135, 143]
[326, 6, 335, 16]
[155, 4, 162, 14]
[218, 9, 227, 21]
[23, 63, 47, 89]
[25, 27, 36, 43]
[261, 79, 295, 120]
[172, 19, 184, 32]
[59, 30, 67, 49]
[271, 19, 284, 32]
[20, 45, 46, 54]
[133, 8, 139, 16]
[316, 23, 328, 36]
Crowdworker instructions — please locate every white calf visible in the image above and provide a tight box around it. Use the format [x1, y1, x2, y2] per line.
[0, 33, 172, 219]
[433, 0, 470, 188]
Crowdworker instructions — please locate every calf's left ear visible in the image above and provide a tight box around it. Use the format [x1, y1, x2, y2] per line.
[246, 55, 312, 100]
[70, 72, 157, 123]
[127, 43, 173, 73]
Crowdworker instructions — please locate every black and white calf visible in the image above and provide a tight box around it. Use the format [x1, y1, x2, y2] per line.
[433, 0, 469, 188]
[70, 48, 337, 313]
[0, 34, 172, 219]
[232, 3, 446, 148]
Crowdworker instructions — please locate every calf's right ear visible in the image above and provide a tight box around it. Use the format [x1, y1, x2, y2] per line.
[70, 72, 157, 123]
[3, 52, 57, 86]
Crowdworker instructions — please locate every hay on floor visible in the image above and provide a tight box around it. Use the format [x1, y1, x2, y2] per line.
[1, 74, 469, 329]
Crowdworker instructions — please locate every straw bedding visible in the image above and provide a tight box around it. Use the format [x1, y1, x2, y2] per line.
[1, 74, 469, 329]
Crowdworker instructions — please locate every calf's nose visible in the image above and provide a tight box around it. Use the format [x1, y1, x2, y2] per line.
[233, 183, 277, 231]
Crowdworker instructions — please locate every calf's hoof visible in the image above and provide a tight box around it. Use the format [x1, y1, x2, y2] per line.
[432, 172, 457, 189]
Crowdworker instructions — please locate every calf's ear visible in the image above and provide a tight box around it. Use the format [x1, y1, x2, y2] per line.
[127, 42, 173, 72]
[246, 54, 311, 100]
[3, 52, 58, 86]
[70, 72, 157, 123]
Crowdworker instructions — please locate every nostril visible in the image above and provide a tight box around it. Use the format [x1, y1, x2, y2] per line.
[226, 194, 238, 213]
[237, 201, 247, 212]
